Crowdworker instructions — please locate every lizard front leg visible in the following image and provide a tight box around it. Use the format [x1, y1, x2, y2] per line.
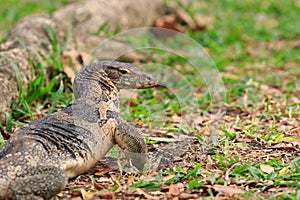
[114, 119, 147, 171]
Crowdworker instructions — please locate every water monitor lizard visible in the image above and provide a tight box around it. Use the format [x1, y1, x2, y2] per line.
[0, 61, 160, 199]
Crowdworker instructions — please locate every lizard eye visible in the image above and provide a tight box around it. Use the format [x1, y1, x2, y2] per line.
[119, 69, 129, 74]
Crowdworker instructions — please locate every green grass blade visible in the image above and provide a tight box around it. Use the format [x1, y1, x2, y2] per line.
[44, 76, 59, 94]
[62, 25, 71, 53]
[94, 21, 109, 35]
[0, 132, 4, 150]
[4, 112, 13, 132]
[22, 101, 34, 120]
[45, 24, 60, 57]
[48, 80, 64, 114]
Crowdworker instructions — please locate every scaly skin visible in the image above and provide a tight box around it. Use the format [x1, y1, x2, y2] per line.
[0, 61, 160, 200]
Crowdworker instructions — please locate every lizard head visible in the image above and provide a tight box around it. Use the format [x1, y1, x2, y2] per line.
[103, 61, 161, 89]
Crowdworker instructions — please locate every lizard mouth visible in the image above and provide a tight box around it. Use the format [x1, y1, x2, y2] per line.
[156, 83, 167, 88]
[138, 83, 166, 89]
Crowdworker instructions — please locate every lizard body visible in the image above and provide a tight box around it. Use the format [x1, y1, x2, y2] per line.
[0, 61, 159, 199]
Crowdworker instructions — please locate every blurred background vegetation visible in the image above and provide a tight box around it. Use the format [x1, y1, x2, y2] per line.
[0, 0, 72, 41]
[0, 1, 299, 198]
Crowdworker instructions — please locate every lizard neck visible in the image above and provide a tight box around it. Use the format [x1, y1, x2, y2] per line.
[73, 63, 118, 103]
[74, 80, 118, 103]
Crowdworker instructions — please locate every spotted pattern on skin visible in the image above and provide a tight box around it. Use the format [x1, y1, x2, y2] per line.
[98, 119, 108, 128]
[101, 91, 109, 102]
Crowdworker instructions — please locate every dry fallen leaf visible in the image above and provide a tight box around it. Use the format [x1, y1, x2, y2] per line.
[194, 14, 214, 31]
[127, 176, 135, 184]
[236, 137, 252, 143]
[155, 14, 185, 32]
[211, 185, 245, 195]
[61, 50, 92, 83]
[100, 191, 116, 199]
[94, 167, 114, 176]
[179, 193, 198, 199]
[289, 40, 300, 48]
[80, 188, 95, 200]
[134, 188, 160, 200]
[169, 184, 180, 196]
[175, 7, 195, 28]
[93, 182, 104, 190]
[260, 164, 274, 174]
[271, 142, 298, 150]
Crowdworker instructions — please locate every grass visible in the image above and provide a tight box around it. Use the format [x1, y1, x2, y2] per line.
[3, 19, 73, 127]
[0, 0, 300, 199]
